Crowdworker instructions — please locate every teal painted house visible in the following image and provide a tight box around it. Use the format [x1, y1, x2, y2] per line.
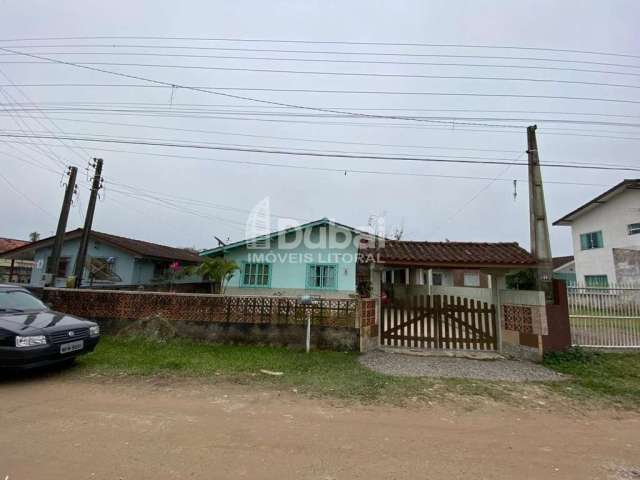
[201, 219, 373, 297]
[3, 229, 202, 288]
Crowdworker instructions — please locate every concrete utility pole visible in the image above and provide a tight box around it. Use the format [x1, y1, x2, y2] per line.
[527, 125, 554, 302]
[46, 166, 78, 284]
[73, 158, 103, 288]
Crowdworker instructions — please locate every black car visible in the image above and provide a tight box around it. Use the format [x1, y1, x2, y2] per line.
[0, 284, 100, 369]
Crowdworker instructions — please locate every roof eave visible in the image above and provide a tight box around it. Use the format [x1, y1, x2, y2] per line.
[373, 260, 536, 269]
[200, 218, 380, 257]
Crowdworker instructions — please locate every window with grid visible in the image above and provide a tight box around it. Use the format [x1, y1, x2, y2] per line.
[307, 264, 337, 289]
[242, 263, 270, 287]
[585, 275, 608, 287]
[628, 223, 640, 235]
[463, 272, 481, 287]
[580, 231, 603, 250]
[46, 256, 70, 277]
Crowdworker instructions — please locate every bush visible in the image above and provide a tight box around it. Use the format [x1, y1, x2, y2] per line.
[544, 346, 598, 366]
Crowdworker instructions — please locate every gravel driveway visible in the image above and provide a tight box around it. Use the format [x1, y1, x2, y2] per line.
[360, 351, 566, 382]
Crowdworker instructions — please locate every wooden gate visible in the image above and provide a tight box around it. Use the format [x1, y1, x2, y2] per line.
[381, 294, 497, 351]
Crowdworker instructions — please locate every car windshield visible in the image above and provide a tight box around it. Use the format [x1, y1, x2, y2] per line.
[0, 290, 47, 311]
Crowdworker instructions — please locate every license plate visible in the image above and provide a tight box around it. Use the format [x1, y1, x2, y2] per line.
[60, 340, 84, 354]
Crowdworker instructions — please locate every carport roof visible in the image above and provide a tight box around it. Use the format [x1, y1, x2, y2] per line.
[368, 240, 535, 268]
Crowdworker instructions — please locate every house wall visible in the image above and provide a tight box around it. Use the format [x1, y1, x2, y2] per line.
[570, 189, 640, 284]
[29, 238, 201, 287]
[30, 238, 137, 287]
[219, 224, 359, 297]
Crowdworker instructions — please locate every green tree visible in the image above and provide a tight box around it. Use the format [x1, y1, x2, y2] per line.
[28, 231, 40, 242]
[506, 269, 536, 290]
[187, 257, 239, 294]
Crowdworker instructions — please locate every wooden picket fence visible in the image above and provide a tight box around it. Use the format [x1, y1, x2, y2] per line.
[381, 294, 497, 351]
[568, 283, 640, 348]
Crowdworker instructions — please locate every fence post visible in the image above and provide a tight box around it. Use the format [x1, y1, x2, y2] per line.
[492, 274, 506, 354]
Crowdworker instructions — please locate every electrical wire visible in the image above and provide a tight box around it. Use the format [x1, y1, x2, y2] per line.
[0, 170, 55, 219]
[0, 138, 618, 187]
[1, 82, 638, 105]
[6, 60, 640, 91]
[0, 111, 525, 154]
[2, 50, 640, 77]
[3, 106, 640, 129]
[1, 132, 638, 173]
[0, 36, 637, 59]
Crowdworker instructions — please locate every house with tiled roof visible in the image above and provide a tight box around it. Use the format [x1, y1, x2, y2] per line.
[201, 218, 535, 298]
[1, 229, 202, 288]
[0, 237, 33, 283]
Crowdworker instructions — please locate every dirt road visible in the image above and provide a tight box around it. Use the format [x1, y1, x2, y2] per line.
[1, 375, 638, 480]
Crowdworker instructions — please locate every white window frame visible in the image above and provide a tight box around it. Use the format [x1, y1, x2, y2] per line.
[628, 223, 640, 236]
[463, 272, 480, 287]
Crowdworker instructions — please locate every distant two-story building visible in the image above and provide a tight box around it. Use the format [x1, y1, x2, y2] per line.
[553, 179, 640, 286]
[1, 229, 202, 288]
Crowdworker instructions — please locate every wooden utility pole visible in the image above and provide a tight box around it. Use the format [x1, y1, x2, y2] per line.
[73, 158, 103, 288]
[46, 166, 78, 285]
[527, 125, 554, 302]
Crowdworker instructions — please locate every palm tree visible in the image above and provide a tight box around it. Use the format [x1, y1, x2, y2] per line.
[188, 258, 239, 294]
[29, 231, 40, 243]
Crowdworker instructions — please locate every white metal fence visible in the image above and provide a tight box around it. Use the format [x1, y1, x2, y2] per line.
[568, 283, 640, 348]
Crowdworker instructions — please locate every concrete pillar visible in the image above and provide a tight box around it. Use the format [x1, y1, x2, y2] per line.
[492, 273, 506, 353]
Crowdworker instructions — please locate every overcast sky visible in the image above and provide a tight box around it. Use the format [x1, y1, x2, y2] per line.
[0, 0, 638, 255]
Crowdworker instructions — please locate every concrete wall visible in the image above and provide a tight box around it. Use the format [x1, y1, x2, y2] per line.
[217, 224, 359, 296]
[499, 289, 547, 361]
[570, 189, 640, 284]
[613, 248, 640, 284]
[43, 288, 363, 351]
[99, 318, 359, 351]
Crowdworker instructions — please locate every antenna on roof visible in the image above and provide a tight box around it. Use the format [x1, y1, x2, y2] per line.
[214, 236, 226, 247]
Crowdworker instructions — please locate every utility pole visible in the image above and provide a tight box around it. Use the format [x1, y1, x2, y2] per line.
[527, 125, 554, 303]
[73, 158, 103, 288]
[46, 166, 78, 285]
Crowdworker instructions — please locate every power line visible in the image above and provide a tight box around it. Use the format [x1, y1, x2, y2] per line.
[1, 82, 639, 105]
[0, 47, 524, 129]
[0, 68, 89, 166]
[0, 85, 68, 169]
[0, 127, 532, 163]
[1, 137, 628, 183]
[4, 126, 637, 170]
[3, 106, 640, 129]
[2, 43, 639, 69]
[427, 164, 515, 238]
[3, 50, 640, 77]
[0, 111, 526, 153]
[0, 170, 55, 219]
[3, 101, 640, 120]
[2, 132, 639, 172]
[4, 112, 640, 142]
[6, 60, 640, 90]
[0, 36, 637, 59]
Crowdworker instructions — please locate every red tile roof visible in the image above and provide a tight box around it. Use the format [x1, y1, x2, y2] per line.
[1, 229, 202, 263]
[369, 240, 535, 268]
[90, 231, 202, 263]
[0, 237, 29, 253]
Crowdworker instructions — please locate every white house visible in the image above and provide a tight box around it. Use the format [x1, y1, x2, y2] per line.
[553, 179, 640, 286]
